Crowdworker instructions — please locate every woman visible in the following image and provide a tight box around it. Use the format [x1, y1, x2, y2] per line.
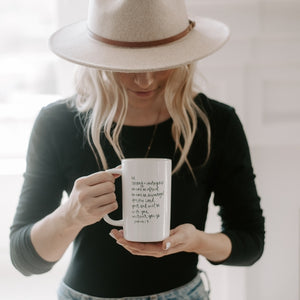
[10, 0, 265, 299]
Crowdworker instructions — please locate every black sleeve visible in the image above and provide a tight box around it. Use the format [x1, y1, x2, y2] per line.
[212, 108, 265, 266]
[10, 107, 65, 275]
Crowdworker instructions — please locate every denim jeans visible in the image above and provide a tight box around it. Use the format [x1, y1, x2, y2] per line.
[57, 270, 210, 300]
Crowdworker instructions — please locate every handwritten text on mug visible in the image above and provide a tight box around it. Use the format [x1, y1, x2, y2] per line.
[130, 176, 164, 224]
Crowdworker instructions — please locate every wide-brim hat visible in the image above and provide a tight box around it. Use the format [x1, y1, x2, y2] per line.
[49, 0, 230, 73]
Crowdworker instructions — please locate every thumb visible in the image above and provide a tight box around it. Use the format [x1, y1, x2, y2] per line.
[162, 227, 182, 251]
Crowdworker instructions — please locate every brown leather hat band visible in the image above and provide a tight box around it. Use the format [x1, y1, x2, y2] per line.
[88, 20, 196, 48]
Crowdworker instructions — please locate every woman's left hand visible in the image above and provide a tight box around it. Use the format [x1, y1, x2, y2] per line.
[110, 224, 200, 258]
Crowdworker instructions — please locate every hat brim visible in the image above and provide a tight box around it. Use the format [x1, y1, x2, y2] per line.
[49, 18, 230, 73]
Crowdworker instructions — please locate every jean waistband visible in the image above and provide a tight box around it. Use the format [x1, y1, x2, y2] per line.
[57, 270, 210, 300]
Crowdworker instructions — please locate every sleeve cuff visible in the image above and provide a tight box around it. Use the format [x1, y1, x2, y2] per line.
[207, 230, 264, 266]
[10, 224, 57, 276]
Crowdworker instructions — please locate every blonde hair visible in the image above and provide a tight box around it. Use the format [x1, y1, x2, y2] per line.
[72, 64, 211, 177]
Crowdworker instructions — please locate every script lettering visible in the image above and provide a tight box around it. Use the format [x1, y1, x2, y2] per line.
[130, 178, 164, 224]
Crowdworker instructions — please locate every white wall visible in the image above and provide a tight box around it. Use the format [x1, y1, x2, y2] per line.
[248, 146, 300, 300]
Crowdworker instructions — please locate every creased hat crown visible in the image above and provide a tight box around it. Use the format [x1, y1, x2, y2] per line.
[88, 0, 189, 42]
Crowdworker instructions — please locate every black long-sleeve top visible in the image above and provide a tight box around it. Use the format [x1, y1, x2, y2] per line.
[10, 93, 265, 298]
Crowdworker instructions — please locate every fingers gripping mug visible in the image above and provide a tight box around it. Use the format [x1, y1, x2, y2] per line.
[105, 158, 172, 242]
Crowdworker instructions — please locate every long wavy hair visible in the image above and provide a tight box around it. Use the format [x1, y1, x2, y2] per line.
[71, 63, 211, 176]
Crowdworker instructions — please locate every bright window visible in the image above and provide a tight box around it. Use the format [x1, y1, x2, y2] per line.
[1, 2, 69, 299]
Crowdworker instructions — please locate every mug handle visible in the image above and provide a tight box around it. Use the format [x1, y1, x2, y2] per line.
[103, 168, 123, 227]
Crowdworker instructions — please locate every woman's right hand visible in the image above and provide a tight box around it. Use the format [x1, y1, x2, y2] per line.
[63, 171, 119, 228]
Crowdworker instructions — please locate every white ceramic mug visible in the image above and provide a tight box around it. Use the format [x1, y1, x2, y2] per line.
[105, 158, 172, 242]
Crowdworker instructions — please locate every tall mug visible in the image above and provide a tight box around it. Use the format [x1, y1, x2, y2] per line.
[105, 158, 172, 242]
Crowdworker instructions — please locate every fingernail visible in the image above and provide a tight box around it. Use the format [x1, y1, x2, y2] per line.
[164, 242, 171, 250]
[109, 231, 115, 239]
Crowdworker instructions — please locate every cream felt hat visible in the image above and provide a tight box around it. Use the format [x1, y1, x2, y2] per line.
[49, 0, 230, 73]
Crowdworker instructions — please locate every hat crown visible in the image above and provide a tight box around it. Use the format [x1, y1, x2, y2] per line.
[87, 0, 190, 42]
